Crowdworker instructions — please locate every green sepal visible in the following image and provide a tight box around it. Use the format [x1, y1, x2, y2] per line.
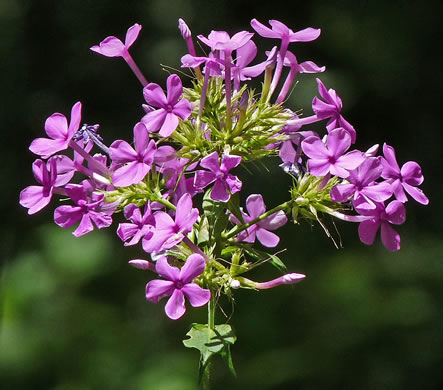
[243, 246, 287, 273]
[183, 323, 237, 380]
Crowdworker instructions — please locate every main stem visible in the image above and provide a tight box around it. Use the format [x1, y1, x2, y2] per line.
[201, 294, 216, 390]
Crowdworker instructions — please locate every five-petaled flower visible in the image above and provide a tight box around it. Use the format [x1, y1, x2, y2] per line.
[141, 74, 192, 137]
[145, 254, 211, 320]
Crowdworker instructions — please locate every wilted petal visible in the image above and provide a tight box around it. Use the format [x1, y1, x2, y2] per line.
[225, 175, 242, 195]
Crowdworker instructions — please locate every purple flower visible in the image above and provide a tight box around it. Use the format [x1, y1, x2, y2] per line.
[250, 19, 321, 43]
[90, 23, 142, 59]
[109, 123, 156, 187]
[54, 184, 113, 237]
[253, 272, 306, 289]
[197, 30, 253, 53]
[194, 152, 242, 202]
[142, 74, 192, 137]
[145, 254, 210, 320]
[380, 143, 429, 205]
[302, 128, 365, 178]
[142, 193, 199, 253]
[231, 194, 287, 247]
[29, 102, 82, 159]
[357, 200, 406, 252]
[20, 155, 74, 215]
[117, 203, 155, 246]
[330, 157, 393, 208]
[312, 78, 356, 143]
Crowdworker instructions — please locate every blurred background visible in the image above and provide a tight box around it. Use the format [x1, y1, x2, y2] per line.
[1, 0, 442, 389]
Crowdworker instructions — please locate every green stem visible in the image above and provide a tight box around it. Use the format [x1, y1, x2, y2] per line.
[224, 201, 292, 240]
[201, 294, 216, 390]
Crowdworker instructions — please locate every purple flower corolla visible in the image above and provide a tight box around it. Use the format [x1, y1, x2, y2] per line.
[29, 102, 82, 159]
[54, 184, 113, 237]
[194, 152, 242, 202]
[90, 23, 141, 59]
[142, 74, 192, 137]
[302, 128, 365, 178]
[356, 199, 406, 252]
[230, 194, 288, 247]
[250, 19, 321, 96]
[312, 78, 356, 143]
[197, 30, 253, 53]
[20, 156, 74, 215]
[145, 254, 210, 320]
[330, 157, 393, 208]
[380, 143, 429, 205]
[276, 51, 325, 104]
[117, 203, 155, 246]
[109, 123, 156, 187]
[142, 193, 199, 253]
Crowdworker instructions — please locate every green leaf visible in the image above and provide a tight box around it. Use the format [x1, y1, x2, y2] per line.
[227, 194, 245, 225]
[243, 246, 287, 273]
[183, 323, 237, 379]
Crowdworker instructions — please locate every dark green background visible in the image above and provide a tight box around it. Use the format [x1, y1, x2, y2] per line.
[1, 0, 442, 389]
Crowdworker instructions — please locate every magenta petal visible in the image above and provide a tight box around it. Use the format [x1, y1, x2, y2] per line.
[337, 151, 366, 170]
[250, 19, 279, 39]
[246, 194, 266, 219]
[221, 154, 242, 172]
[158, 112, 179, 137]
[125, 23, 142, 47]
[307, 158, 330, 177]
[88, 210, 113, 229]
[358, 219, 380, 246]
[54, 205, 82, 228]
[165, 289, 186, 319]
[112, 161, 148, 187]
[194, 170, 216, 188]
[330, 184, 355, 202]
[256, 228, 280, 247]
[68, 102, 82, 138]
[45, 113, 68, 140]
[156, 256, 180, 281]
[361, 182, 393, 202]
[225, 175, 242, 195]
[117, 223, 140, 242]
[91, 37, 125, 57]
[200, 152, 220, 172]
[143, 83, 168, 107]
[180, 254, 206, 284]
[237, 227, 257, 243]
[302, 136, 328, 159]
[259, 210, 288, 230]
[146, 279, 175, 303]
[385, 201, 406, 225]
[382, 144, 400, 172]
[19, 186, 52, 215]
[290, 27, 321, 42]
[381, 222, 400, 251]
[182, 284, 211, 307]
[402, 183, 429, 205]
[29, 138, 68, 159]
[401, 161, 424, 186]
[134, 123, 149, 154]
[109, 140, 137, 163]
[142, 109, 168, 133]
[211, 179, 229, 202]
[73, 214, 94, 237]
[166, 74, 183, 104]
[172, 99, 192, 120]
[327, 128, 351, 157]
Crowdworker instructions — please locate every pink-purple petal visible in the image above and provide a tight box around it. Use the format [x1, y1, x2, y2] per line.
[256, 228, 280, 247]
[380, 222, 401, 252]
[45, 113, 68, 140]
[159, 112, 179, 137]
[358, 219, 380, 246]
[125, 23, 142, 48]
[182, 284, 211, 307]
[246, 194, 266, 219]
[156, 256, 180, 281]
[146, 279, 175, 303]
[180, 254, 206, 284]
[402, 183, 429, 205]
[165, 289, 186, 319]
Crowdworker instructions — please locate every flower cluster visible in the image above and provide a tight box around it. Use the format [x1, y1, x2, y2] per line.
[21, 18, 427, 344]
